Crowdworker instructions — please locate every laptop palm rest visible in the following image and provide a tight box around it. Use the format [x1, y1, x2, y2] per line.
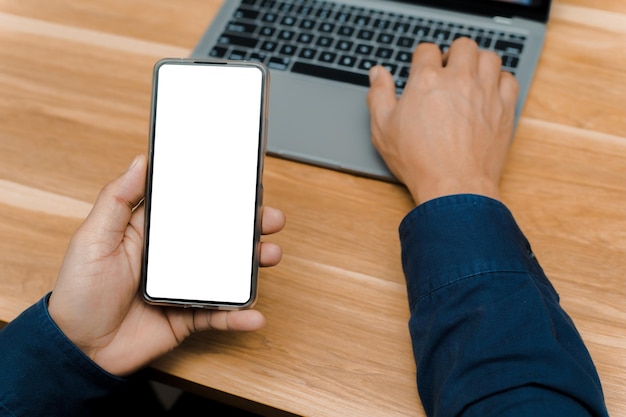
[266, 73, 395, 182]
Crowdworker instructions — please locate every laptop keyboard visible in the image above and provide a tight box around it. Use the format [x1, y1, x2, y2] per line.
[207, 0, 527, 93]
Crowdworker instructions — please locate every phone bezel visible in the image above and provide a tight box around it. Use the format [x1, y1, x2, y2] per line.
[141, 58, 270, 310]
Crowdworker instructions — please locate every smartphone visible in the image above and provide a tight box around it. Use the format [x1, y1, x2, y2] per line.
[141, 58, 270, 310]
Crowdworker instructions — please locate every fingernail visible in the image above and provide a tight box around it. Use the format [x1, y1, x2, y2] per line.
[369, 66, 379, 84]
[127, 155, 141, 172]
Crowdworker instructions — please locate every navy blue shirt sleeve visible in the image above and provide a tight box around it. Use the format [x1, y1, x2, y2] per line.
[399, 194, 608, 417]
[0, 293, 126, 417]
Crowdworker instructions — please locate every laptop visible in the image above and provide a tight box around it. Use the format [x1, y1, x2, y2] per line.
[191, 0, 552, 182]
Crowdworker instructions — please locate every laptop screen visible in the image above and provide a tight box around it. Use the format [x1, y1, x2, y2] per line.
[408, 0, 552, 22]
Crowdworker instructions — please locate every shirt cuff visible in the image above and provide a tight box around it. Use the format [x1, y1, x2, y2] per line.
[0, 293, 126, 416]
[398, 194, 541, 310]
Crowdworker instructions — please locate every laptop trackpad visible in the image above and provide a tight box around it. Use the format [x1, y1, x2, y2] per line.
[266, 73, 394, 181]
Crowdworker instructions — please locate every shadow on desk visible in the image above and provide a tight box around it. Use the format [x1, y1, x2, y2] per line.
[91, 371, 266, 417]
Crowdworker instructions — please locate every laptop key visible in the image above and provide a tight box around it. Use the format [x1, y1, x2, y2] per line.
[291, 62, 370, 87]
[299, 48, 317, 60]
[354, 15, 371, 26]
[268, 57, 291, 70]
[296, 5, 313, 15]
[218, 34, 258, 48]
[279, 29, 295, 40]
[394, 22, 410, 33]
[381, 63, 398, 75]
[414, 25, 431, 38]
[226, 22, 258, 34]
[319, 22, 335, 32]
[249, 52, 268, 62]
[377, 33, 395, 44]
[260, 40, 278, 52]
[297, 33, 314, 44]
[260, 26, 275, 37]
[396, 51, 412, 63]
[280, 44, 297, 56]
[495, 39, 524, 55]
[234, 7, 260, 20]
[319, 51, 337, 63]
[338, 55, 358, 67]
[316, 36, 333, 47]
[335, 11, 352, 22]
[358, 59, 376, 71]
[338, 26, 355, 37]
[398, 36, 414, 48]
[375, 47, 393, 59]
[229, 49, 248, 60]
[262, 12, 278, 23]
[209, 46, 227, 58]
[300, 19, 316, 29]
[355, 44, 373, 55]
[374, 18, 390, 29]
[336, 40, 354, 51]
[316, 6, 333, 19]
[357, 29, 375, 41]
[502, 55, 520, 68]
[433, 29, 451, 41]
[281, 16, 297, 26]
[475, 36, 492, 48]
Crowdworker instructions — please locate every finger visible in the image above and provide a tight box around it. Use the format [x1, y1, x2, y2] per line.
[403, 43, 444, 96]
[499, 71, 520, 109]
[477, 50, 503, 87]
[367, 65, 396, 110]
[193, 309, 266, 332]
[259, 241, 282, 267]
[445, 37, 479, 72]
[80, 155, 147, 243]
[125, 202, 146, 266]
[409, 42, 443, 75]
[261, 206, 286, 235]
[366, 65, 397, 140]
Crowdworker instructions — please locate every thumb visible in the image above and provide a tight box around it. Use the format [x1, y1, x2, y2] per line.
[81, 155, 147, 242]
[366, 66, 397, 136]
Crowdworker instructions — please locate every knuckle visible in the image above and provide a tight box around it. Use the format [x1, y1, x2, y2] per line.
[417, 66, 441, 87]
[481, 50, 503, 68]
[454, 36, 478, 49]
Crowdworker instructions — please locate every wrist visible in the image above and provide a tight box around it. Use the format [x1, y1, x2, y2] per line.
[407, 176, 501, 206]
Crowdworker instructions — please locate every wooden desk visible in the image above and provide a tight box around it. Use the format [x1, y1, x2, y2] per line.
[1, 1, 624, 416]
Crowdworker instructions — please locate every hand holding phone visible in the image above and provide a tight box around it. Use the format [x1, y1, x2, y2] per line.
[141, 58, 270, 310]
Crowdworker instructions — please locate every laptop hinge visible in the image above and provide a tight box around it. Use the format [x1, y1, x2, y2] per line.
[493, 16, 514, 25]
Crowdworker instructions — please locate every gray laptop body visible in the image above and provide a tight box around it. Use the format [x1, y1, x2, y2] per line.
[191, 0, 552, 182]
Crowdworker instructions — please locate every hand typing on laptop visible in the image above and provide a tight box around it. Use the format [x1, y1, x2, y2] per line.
[367, 37, 518, 205]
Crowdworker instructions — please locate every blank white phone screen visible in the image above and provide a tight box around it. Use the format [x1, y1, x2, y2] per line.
[145, 62, 264, 304]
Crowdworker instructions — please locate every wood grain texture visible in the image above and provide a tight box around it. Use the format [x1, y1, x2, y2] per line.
[0, 0, 624, 416]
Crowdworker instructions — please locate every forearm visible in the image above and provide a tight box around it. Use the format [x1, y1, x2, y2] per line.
[400, 195, 608, 417]
[0, 294, 126, 417]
